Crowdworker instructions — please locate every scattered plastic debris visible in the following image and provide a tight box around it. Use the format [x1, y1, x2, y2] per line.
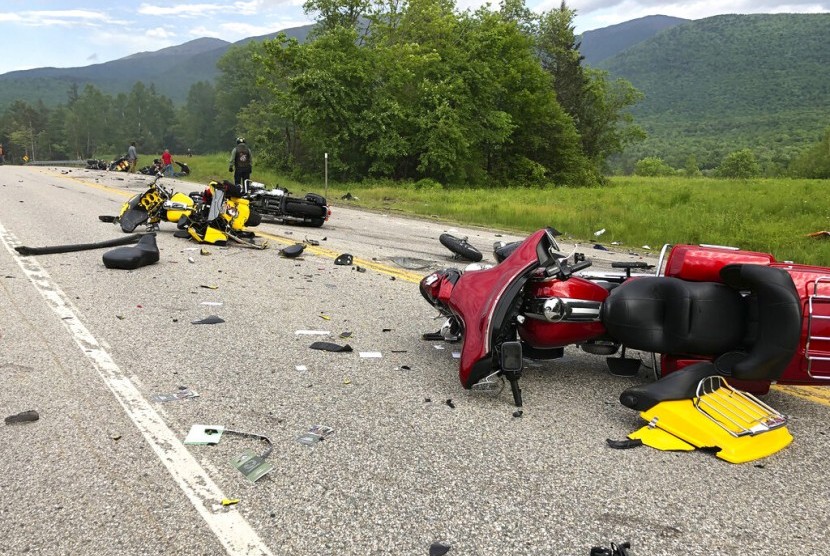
[201, 301, 223, 306]
[295, 365, 308, 372]
[334, 253, 353, 266]
[590, 541, 632, 556]
[4, 410, 39, 425]
[184, 425, 224, 445]
[281, 244, 305, 258]
[445, 399, 456, 409]
[221, 498, 240, 506]
[295, 330, 331, 335]
[430, 541, 452, 555]
[297, 425, 335, 445]
[231, 449, 274, 482]
[319, 314, 331, 321]
[359, 351, 382, 358]
[200, 248, 211, 256]
[642, 245, 651, 250]
[807, 230, 830, 238]
[152, 387, 199, 403]
[192, 315, 225, 325]
[188, 257, 195, 263]
[354, 266, 366, 273]
[309, 341, 353, 352]
[341, 192, 358, 200]
[200, 284, 219, 290]
[593, 244, 609, 251]
[304, 238, 320, 246]
[594, 228, 606, 236]
[339, 331, 353, 339]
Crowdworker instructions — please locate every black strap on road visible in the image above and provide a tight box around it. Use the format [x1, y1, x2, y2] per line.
[14, 234, 144, 256]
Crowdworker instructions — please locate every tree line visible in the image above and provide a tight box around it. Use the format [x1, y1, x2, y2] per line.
[0, 0, 645, 186]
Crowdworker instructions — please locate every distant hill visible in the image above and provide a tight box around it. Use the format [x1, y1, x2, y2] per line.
[0, 25, 314, 107]
[579, 15, 689, 66]
[598, 13, 830, 171]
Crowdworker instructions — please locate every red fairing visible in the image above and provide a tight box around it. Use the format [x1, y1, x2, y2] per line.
[448, 230, 548, 388]
[665, 244, 775, 281]
[518, 276, 609, 347]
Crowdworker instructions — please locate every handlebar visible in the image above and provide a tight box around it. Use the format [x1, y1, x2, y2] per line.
[544, 257, 593, 279]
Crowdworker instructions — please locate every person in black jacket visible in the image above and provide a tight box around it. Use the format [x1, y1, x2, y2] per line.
[228, 138, 252, 186]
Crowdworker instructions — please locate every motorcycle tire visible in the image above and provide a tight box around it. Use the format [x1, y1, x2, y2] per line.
[246, 211, 262, 228]
[304, 193, 327, 206]
[302, 217, 326, 228]
[439, 233, 483, 262]
[284, 198, 325, 218]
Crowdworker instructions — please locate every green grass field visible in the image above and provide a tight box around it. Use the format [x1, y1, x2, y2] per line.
[174, 154, 830, 266]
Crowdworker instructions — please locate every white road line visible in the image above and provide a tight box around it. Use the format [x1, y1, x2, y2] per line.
[0, 221, 274, 556]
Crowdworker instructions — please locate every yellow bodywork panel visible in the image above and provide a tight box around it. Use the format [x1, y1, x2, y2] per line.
[629, 425, 695, 452]
[188, 225, 227, 244]
[630, 399, 793, 464]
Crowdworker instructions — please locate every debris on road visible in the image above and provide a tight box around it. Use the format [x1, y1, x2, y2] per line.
[297, 425, 335, 445]
[4, 409, 40, 425]
[152, 387, 199, 403]
[192, 315, 225, 325]
[334, 253, 353, 266]
[184, 425, 224, 445]
[309, 341, 353, 352]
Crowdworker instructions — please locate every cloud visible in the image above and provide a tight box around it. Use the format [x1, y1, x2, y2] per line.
[2, 9, 115, 28]
[137, 2, 227, 17]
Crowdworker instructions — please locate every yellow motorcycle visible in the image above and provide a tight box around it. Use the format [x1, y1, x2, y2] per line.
[185, 180, 264, 248]
[100, 173, 195, 233]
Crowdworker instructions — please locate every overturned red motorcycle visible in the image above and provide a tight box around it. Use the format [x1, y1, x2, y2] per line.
[420, 227, 828, 412]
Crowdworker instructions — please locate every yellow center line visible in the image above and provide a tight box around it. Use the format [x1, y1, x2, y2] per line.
[772, 384, 830, 407]
[40, 168, 428, 284]
[254, 230, 427, 283]
[47, 168, 830, 409]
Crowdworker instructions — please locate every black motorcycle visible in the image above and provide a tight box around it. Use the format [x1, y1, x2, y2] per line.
[244, 180, 330, 227]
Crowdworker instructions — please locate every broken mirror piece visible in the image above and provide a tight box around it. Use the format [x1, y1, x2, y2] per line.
[192, 315, 225, 325]
[231, 449, 274, 483]
[184, 424, 224, 445]
[152, 387, 199, 403]
[4, 409, 40, 425]
[309, 341, 353, 352]
[297, 425, 335, 445]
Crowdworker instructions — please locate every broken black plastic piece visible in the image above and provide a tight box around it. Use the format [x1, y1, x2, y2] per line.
[309, 341, 353, 352]
[5, 410, 40, 425]
[605, 438, 643, 450]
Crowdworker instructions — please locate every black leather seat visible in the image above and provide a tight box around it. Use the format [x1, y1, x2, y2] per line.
[602, 263, 802, 382]
[600, 276, 746, 355]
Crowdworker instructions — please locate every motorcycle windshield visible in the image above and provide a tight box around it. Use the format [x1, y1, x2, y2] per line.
[448, 228, 560, 388]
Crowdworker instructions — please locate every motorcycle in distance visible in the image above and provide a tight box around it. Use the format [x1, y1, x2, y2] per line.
[419, 227, 830, 405]
[99, 173, 195, 233]
[183, 179, 265, 248]
[244, 180, 331, 227]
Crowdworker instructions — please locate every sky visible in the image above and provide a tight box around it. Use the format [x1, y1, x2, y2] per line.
[0, 0, 827, 75]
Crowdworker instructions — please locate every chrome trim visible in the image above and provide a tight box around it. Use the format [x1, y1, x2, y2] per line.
[524, 297, 602, 322]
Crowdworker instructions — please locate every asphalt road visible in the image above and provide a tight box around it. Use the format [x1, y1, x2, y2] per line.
[1, 166, 828, 555]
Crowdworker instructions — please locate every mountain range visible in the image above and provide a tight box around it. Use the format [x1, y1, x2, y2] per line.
[2, 13, 828, 171]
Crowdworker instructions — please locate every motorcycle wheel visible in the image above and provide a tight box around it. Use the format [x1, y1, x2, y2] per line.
[305, 217, 325, 228]
[246, 211, 262, 227]
[439, 233, 483, 262]
[284, 198, 325, 217]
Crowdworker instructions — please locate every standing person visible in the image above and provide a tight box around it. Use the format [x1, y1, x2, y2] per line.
[127, 141, 138, 173]
[161, 148, 174, 177]
[0, 143, 5, 165]
[228, 138, 252, 186]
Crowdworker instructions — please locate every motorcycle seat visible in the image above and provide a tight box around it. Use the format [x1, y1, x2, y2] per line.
[102, 233, 160, 270]
[601, 276, 746, 356]
[620, 361, 717, 411]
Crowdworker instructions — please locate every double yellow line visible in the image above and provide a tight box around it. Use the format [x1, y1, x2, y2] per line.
[45, 169, 830, 408]
[47, 169, 426, 283]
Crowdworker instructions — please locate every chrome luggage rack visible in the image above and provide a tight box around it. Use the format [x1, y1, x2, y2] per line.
[805, 276, 830, 379]
[694, 375, 787, 437]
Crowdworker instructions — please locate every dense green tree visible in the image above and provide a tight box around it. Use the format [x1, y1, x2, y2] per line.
[177, 81, 221, 154]
[716, 148, 761, 178]
[634, 156, 675, 176]
[789, 127, 830, 178]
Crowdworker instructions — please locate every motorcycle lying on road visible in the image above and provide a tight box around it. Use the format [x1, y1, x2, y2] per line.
[99, 173, 195, 233]
[420, 227, 808, 461]
[244, 180, 330, 227]
[182, 179, 264, 248]
[419, 226, 824, 404]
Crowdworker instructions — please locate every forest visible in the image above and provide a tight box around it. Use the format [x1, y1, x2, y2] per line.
[1, 4, 829, 183]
